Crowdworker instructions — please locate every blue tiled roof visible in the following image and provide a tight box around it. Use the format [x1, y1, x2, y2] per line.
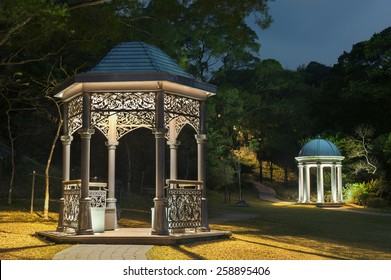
[299, 138, 342, 157]
[85, 42, 193, 79]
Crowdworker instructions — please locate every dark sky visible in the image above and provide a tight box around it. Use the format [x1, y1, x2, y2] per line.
[254, 0, 391, 69]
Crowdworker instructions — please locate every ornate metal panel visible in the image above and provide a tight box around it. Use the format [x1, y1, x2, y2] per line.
[91, 92, 155, 112]
[89, 189, 107, 208]
[66, 92, 201, 140]
[90, 92, 156, 140]
[63, 182, 81, 228]
[164, 94, 200, 138]
[167, 188, 202, 229]
[67, 95, 83, 136]
[91, 111, 110, 138]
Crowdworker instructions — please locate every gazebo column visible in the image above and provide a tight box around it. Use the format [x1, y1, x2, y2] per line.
[57, 135, 73, 231]
[105, 113, 119, 230]
[78, 92, 94, 235]
[105, 141, 119, 230]
[151, 91, 168, 235]
[197, 101, 210, 232]
[297, 163, 304, 203]
[167, 140, 181, 187]
[337, 164, 343, 202]
[304, 165, 311, 203]
[57, 102, 71, 232]
[317, 163, 324, 203]
[331, 164, 337, 203]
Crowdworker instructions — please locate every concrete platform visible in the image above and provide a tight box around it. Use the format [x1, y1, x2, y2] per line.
[36, 228, 232, 245]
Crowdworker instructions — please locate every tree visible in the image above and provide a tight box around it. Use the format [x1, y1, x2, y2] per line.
[347, 124, 378, 175]
[1, 0, 274, 205]
[143, 0, 272, 81]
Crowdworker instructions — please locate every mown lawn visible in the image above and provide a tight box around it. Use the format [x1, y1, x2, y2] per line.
[1, 189, 391, 260]
[148, 191, 391, 260]
[0, 209, 71, 260]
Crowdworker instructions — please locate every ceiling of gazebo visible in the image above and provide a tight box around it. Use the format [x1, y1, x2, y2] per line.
[54, 42, 216, 101]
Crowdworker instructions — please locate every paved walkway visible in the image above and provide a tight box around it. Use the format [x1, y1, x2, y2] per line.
[53, 244, 153, 260]
[248, 179, 282, 202]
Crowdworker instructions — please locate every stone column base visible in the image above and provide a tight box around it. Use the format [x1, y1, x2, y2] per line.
[77, 198, 94, 235]
[151, 198, 169, 235]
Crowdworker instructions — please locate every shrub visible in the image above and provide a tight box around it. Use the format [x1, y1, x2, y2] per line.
[365, 197, 389, 208]
[344, 179, 389, 208]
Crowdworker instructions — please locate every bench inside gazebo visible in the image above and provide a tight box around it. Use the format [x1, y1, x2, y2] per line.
[37, 42, 231, 244]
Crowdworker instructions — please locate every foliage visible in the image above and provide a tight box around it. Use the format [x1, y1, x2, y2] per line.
[0, 0, 274, 203]
[344, 179, 388, 208]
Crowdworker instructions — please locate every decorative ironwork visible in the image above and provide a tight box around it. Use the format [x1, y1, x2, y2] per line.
[66, 92, 201, 140]
[63, 181, 81, 228]
[91, 92, 155, 112]
[164, 94, 200, 138]
[90, 92, 156, 140]
[89, 183, 107, 208]
[91, 111, 110, 138]
[67, 95, 83, 136]
[167, 188, 202, 229]
[115, 111, 154, 139]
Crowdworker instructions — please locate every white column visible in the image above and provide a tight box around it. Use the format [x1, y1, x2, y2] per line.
[105, 114, 119, 230]
[61, 135, 73, 181]
[167, 140, 180, 188]
[106, 140, 119, 230]
[196, 133, 209, 231]
[331, 164, 337, 203]
[305, 165, 311, 203]
[337, 164, 343, 202]
[317, 163, 324, 203]
[298, 163, 304, 203]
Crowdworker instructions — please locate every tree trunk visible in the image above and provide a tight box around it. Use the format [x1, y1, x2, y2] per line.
[43, 96, 63, 219]
[257, 153, 263, 182]
[5, 108, 15, 205]
[269, 161, 273, 183]
[284, 165, 289, 185]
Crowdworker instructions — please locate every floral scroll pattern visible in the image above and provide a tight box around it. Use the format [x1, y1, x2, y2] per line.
[167, 188, 202, 229]
[63, 183, 81, 229]
[65, 92, 200, 140]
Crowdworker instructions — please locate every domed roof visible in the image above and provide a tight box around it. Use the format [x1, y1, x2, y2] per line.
[298, 138, 342, 157]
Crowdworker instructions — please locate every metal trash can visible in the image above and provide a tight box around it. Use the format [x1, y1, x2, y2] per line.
[91, 207, 106, 233]
[89, 182, 108, 233]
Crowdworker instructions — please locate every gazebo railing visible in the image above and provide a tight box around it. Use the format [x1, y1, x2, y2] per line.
[63, 180, 82, 229]
[62, 180, 107, 230]
[165, 179, 203, 230]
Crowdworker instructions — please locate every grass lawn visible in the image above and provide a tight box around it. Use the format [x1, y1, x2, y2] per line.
[1, 188, 391, 260]
[148, 190, 391, 260]
[0, 209, 71, 260]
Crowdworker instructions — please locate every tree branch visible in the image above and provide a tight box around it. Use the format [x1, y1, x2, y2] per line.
[0, 16, 33, 47]
[69, 0, 111, 10]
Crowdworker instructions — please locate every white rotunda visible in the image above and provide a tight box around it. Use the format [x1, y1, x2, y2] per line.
[295, 137, 345, 205]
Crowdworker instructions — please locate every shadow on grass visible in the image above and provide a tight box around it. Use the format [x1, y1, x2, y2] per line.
[170, 245, 207, 260]
[233, 236, 346, 260]
[0, 244, 56, 254]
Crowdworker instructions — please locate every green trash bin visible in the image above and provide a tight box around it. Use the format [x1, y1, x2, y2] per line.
[91, 207, 105, 233]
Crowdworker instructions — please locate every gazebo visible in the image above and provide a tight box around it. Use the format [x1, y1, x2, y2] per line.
[295, 137, 345, 205]
[53, 42, 216, 236]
